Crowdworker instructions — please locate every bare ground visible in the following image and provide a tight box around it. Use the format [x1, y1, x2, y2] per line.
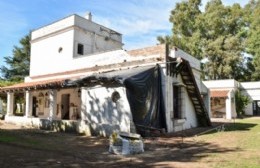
[0, 119, 248, 168]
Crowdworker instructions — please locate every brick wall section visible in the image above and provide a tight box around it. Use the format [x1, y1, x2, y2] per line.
[127, 44, 166, 61]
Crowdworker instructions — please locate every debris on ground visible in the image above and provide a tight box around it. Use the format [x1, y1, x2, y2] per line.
[109, 132, 144, 155]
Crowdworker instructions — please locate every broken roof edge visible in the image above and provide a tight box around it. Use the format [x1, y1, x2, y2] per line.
[66, 64, 159, 87]
[0, 78, 71, 92]
[0, 63, 163, 93]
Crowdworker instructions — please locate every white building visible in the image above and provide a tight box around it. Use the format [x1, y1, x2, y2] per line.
[0, 14, 210, 136]
[240, 82, 260, 116]
[203, 79, 260, 119]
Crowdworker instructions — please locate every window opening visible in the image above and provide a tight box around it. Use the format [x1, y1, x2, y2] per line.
[77, 43, 84, 55]
[173, 86, 182, 119]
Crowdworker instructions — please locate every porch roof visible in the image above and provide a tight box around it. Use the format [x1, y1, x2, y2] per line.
[0, 78, 72, 92]
[210, 90, 230, 98]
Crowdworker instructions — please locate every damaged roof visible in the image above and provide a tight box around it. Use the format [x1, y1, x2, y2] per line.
[0, 78, 67, 92]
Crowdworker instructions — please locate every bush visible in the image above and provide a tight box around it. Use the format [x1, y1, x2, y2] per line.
[235, 91, 250, 117]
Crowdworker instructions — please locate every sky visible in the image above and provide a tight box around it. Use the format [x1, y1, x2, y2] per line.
[0, 0, 249, 69]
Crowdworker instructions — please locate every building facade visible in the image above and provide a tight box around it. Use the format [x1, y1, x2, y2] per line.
[0, 14, 210, 136]
[203, 79, 260, 119]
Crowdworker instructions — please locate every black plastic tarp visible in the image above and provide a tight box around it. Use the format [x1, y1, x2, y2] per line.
[68, 65, 167, 132]
[123, 65, 166, 131]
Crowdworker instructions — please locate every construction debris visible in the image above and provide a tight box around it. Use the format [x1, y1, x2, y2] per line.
[109, 132, 144, 155]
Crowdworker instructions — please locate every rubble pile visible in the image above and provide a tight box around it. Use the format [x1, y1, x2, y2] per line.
[109, 132, 144, 155]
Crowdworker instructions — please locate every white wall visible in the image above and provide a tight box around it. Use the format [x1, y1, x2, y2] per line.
[225, 90, 237, 119]
[30, 30, 74, 77]
[30, 14, 123, 78]
[203, 79, 239, 90]
[170, 48, 201, 70]
[82, 86, 132, 136]
[161, 67, 198, 132]
[183, 87, 198, 129]
[74, 27, 122, 56]
[244, 103, 253, 115]
[74, 15, 122, 43]
[31, 15, 75, 40]
[239, 82, 260, 115]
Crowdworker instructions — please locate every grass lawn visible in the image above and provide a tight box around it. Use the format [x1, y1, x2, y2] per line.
[0, 118, 259, 168]
[195, 117, 260, 168]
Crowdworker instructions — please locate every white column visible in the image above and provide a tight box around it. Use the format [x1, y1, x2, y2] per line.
[25, 91, 32, 117]
[7, 92, 14, 116]
[49, 89, 57, 120]
[226, 91, 232, 119]
[206, 89, 211, 118]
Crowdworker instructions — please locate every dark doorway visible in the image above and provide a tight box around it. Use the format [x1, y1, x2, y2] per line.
[252, 101, 260, 116]
[32, 96, 37, 117]
[61, 94, 70, 120]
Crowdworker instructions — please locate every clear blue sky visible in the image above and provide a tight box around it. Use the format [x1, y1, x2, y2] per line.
[0, 0, 248, 69]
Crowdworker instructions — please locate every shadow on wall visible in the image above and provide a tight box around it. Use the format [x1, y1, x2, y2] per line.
[82, 89, 132, 137]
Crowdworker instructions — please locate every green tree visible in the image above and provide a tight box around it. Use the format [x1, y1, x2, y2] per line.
[159, 0, 248, 81]
[245, 0, 260, 80]
[235, 91, 250, 117]
[158, 0, 203, 59]
[0, 34, 30, 81]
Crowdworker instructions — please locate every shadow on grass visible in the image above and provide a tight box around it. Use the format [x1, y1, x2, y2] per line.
[224, 122, 257, 131]
[0, 127, 241, 168]
[194, 123, 257, 137]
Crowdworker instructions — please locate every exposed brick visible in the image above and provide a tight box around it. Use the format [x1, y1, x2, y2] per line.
[127, 44, 166, 59]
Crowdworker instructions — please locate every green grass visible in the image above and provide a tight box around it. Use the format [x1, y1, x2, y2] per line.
[197, 117, 260, 168]
[0, 135, 17, 143]
[0, 131, 40, 147]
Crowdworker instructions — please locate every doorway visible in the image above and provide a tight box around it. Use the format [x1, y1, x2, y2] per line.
[252, 101, 260, 116]
[32, 96, 37, 117]
[61, 94, 70, 120]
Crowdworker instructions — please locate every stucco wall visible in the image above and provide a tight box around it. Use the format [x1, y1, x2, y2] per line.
[30, 30, 75, 77]
[82, 86, 132, 136]
[161, 67, 198, 132]
[74, 15, 122, 42]
[241, 89, 260, 115]
[244, 103, 253, 115]
[203, 79, 239, 90]
[74, 28, 122, 56]
[30, 14, 123, 78]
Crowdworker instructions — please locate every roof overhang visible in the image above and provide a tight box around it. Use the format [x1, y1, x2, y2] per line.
[0, 78, 73, 93]
[210, 90, 230, 98]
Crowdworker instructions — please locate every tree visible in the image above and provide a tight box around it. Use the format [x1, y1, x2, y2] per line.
[235, 90, 250, 117]
[204, 2, 246, 80]
[245, 0, 260, 80]
[158, 0, 203, 59]
[0, 34, 30, 81]
[159, 0, 248, 81]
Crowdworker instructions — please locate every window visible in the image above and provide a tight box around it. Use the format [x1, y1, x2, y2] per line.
[173, 85, 182, 119]
[77, 43, 84, 55]
[111, 91, 120, 103]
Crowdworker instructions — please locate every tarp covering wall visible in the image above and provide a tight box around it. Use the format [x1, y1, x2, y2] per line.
[124, 65, 166, 131]
[69, 65, 166, 132]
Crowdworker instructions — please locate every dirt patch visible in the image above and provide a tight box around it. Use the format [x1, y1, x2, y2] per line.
[0, 120, 246, 168]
